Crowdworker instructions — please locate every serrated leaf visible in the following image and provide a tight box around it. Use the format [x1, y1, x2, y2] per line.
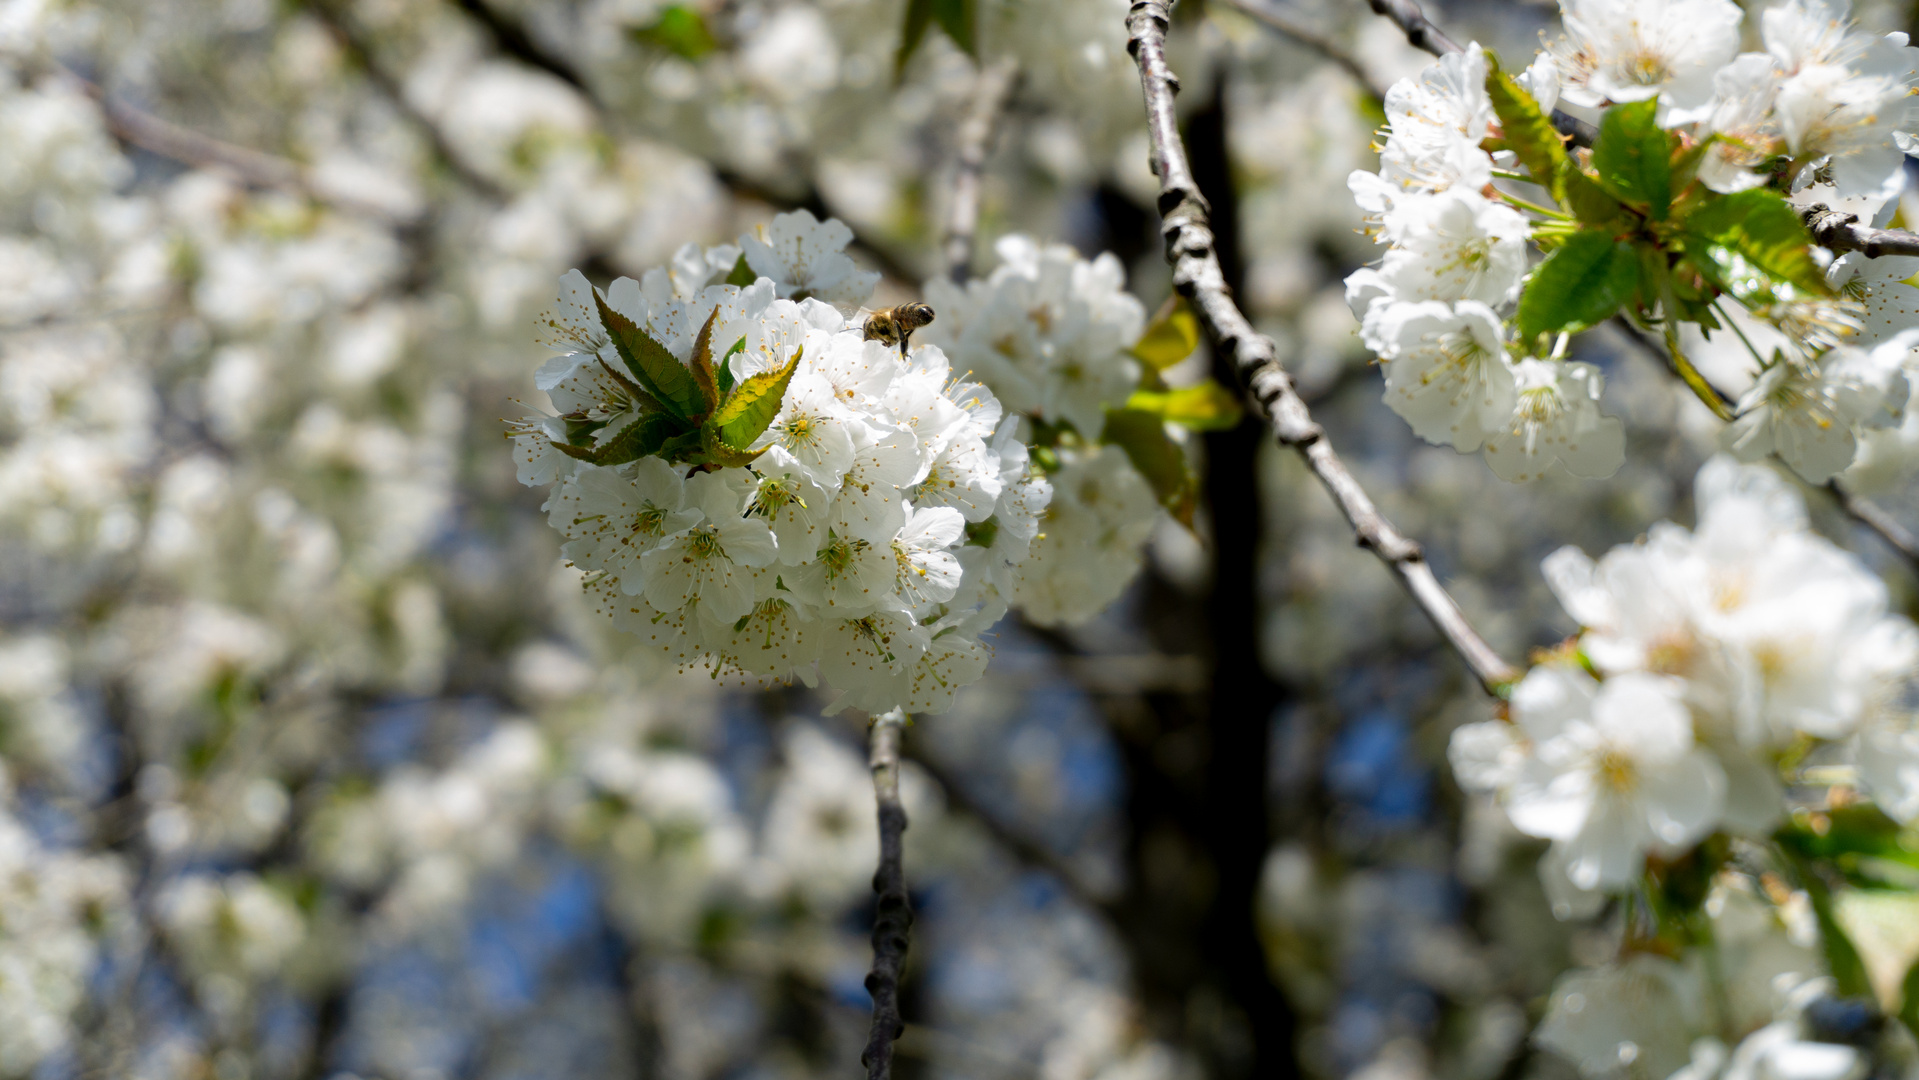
[1593, 99, 1674, 219]
[1561, 165, 1624, 227]
[689, 306, 723, 416]
[629, 4, 716, 60]
[1485, 65, 1567, 201]
[699, 423, 769, 468]
[550, 412, 682, 467]
[1100, 407, 1196, 526]
[712, 346, 804, 451]
[1683, 188, 1832, 297]
[896, 0, 974, 75]
[1517, 230, 1642, 342]
[724, 253, 756, 288]
[594, 291, 705, 420]
[595, 357, 663, 414]
[1125, 381, 1243, 431]
[657, 429, 703, 463]
[1132, 296, 1201, 370]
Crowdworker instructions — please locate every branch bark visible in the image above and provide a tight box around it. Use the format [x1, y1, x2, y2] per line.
[1801, 203, 1919, 259]
[1125, 0, 1520, 696]
[1607, 319, 1919, 574]
[1217, 0, 1383, 99]
[862, 710, 913, 1080]
[44, 60, 416, 222]
[1353, 0, 1598, 146]
[1826, 479, 1919, 572]
[943, 57, 1020, 282]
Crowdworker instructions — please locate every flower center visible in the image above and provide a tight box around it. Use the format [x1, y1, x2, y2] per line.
[1596, 749, 1638, 792]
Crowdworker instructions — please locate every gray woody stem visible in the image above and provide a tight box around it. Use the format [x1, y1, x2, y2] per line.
[1358, 0, 1919, 256]
[1215, 0, 1384, 100]
[1606, 320, 1919, 574]
[1124, 0, 1520, 695]
[944, 57, 1021, 282]
[862, 710, 913, 1080]
[1355, 0, 1598, 145]
[1801, 204, 1919, 259]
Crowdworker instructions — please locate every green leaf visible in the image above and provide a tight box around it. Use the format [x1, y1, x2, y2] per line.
[1131, 296, 1201, 370]
[712, 346, 804, 451]
[1683, 188, 1832, 297]
[629, 4, 716, 60]
[1901, 956, 1919, 1038]
[896, 0, 974, 75]
[593, 291, 705, 420]
[1485, 65, 1567, 201]
[1125, 382, 1243, 431]
[550, 412, 682, 467]
[699, 423, 768, 468]
[1592, 99, 1674, 219]
[1517, 230, 1641, 341]
[689, 306, 723, 416]
[1560, 164, 1624, 227]
[1100, 407, 1197, 526]
[723, 253, 756, 288]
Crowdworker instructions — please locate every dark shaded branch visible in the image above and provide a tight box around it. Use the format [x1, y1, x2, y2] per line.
[943, 56, 1020, 282]
[39, 60, 415, 222]
[1361, 0, 1459, 54]
[903, 739, 1120, 920]
[1802, 203, 1919, 259]
[863, 710, 913, 1080]
[1217, 0, 1383, 100]
[300, 0, 511, 200]
[1826, 480, 1919, 572]
[1609, 316, 1737, 412]
[1353, 0, 1599, 146]
[442, 0, 926, 284]
[1125, 0, 1520, 696]
[1607, 318, 1919, 574]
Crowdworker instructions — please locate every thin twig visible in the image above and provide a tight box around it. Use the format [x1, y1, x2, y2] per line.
[1353, 0, 1599, 147]
[442, 0, 926, 284]
[903, 741, 1120, 919]
[37, 60, 415, 222]
[1801, 203, 1919, 259]
[300, 0, 511, 201]
[1607, 318, 1919, 573]
[943, 56, 1020, 282]
[1826, 480, 1919, 571]
[1125, 0, 1520, 696]
[863, 710, 913, 1080]
[1216, 0, 1384, 100]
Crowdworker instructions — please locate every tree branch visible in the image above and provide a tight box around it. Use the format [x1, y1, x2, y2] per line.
[943, 57, 1020, 282]
[1125, 0, 1520, 696]
[442, 0, 926, 284]
[1606, 318, 1919, 574]
[300, 0, 511, 201]
[1801, 203, 1919, 259]
[903, 739, 1120, 920]
[1826, 479, 1919, 572]
[1217, 0, 1384, 99]
[863, 709, 913, 1080]
[39, 60, 415, 222]
[1352, 0, 1598, 146]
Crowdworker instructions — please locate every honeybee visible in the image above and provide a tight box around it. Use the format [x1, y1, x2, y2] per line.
[861, 302, 935, 357]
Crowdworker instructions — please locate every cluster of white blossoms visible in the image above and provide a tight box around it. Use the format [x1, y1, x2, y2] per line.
[1345, 0, 1919, 486]
[1451, 456, 1919, 897]
[1553, 0, 1918, 200]
[922, 237, 1164, 626]
[514, 211, 1052, 713]
[1346, 45, 1628, 484]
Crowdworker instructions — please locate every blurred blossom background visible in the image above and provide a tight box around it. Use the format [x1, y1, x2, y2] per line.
[3, 1, 1919, 1079]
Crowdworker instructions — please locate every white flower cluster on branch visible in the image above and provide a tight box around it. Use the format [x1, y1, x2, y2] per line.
[513, 211, 1052, 713]
[1346, 0, 1919, 486]
[1348, 45, 1628, 484]
[1452, 456, 1919, 897]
